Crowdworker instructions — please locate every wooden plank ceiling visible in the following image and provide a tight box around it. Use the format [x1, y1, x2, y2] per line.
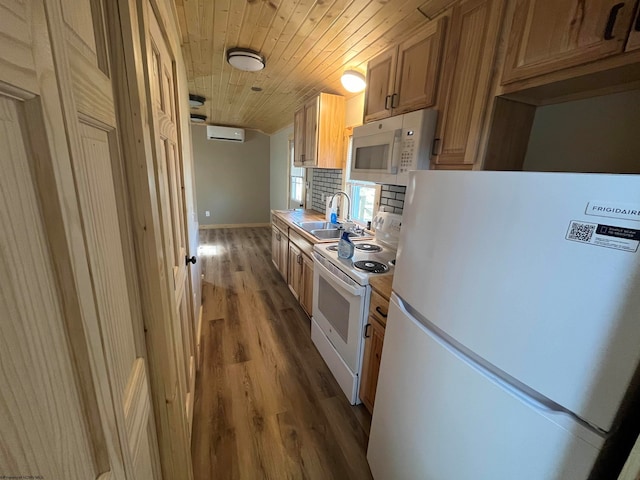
[174, 0, 432, 134]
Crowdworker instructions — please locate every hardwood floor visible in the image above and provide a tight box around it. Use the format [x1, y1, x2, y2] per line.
[192, 227, 373, 480]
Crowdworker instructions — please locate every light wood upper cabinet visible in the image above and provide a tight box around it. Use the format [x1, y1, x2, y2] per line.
[363, 49, 396, 122]
[293, 92, 345, 168]
[626, 4, 640, 51]
[364, 19, 446, 123]
[502, 0, 638, 84]
[432, 0, 504, 166]
[293, 107, 305, 164]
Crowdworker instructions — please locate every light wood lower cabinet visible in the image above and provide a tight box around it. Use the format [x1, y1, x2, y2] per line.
[272, 225, 288, 280]
[360, 288, 390, 413]
[300, 254, 314, 317]
[287, 229, 314, 317]
[359, 316, 386, 414]
[288, 242, 303, 300]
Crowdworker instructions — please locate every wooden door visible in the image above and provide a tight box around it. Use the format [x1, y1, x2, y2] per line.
[300, 254, 314, 317]
[433, 0, 502, 166]
[0, 0, 159, 478]
[393, 18, 446, 116]
[502, 0, 636, 84]
[146, 2, 196, 443]
[359, 317, 385, 413]
[288, 242, 303, 300]
[626, 4, 640, 51]
[304, 96, 319, 166]
[293, 107, 305, 165]
[364, 48, 397, 122]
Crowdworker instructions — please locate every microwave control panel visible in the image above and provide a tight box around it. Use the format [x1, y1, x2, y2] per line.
[399, 132, 416, 173]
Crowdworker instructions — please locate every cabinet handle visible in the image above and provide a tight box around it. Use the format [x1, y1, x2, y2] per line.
[375, 306, 388, 318]
[364, 323, 372, 338]
[384, 95, 391, 110]
[297, 255, 303, 265]
[604, 3, 625, 40]
[185, 255, 197, 265]
[432, 138, 442, 156]
[635, 5, 640, 31]
[391, 93, 399, 108]
[276, 233, 281, 241]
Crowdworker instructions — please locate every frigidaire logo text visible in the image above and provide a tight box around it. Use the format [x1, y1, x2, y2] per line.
[590, 205, 640, 217]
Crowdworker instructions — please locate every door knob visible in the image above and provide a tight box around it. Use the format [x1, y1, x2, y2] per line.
[186, 255, 197, 265]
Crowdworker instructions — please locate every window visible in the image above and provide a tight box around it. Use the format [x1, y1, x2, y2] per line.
[289, 138, 305, 208]
[345, 134, 376, 225]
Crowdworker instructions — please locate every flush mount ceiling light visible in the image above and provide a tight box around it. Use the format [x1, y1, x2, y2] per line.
[189, 94, 205, 107]
[190, 113, 207, 123]
[341, 70, 366, 93]
[226, 47, 265, 72]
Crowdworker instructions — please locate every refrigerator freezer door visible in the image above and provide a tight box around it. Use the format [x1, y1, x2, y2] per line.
[368, 295, 603, 480]
[394, 171, 640, 432]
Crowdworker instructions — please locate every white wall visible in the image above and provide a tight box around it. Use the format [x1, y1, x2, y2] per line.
[523, 90, 640, 173]
[192, 124, 271, 225]
[270, 124, 293, 211]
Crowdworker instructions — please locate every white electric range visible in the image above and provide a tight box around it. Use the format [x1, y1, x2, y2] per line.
[311, 212, 402, 404]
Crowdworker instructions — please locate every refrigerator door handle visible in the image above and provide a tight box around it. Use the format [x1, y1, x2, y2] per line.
[393, 293, 606, 437]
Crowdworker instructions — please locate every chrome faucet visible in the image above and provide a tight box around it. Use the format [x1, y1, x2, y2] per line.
[330, 191, 351, 223]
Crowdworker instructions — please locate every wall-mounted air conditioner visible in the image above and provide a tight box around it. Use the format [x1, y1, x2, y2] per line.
[206, 125, 245, 143]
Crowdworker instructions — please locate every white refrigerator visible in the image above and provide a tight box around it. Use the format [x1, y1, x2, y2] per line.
[368, 171, 640, 480]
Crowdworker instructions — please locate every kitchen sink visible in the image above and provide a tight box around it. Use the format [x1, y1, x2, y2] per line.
[310, 228, 370, 240]
[295, 220, 339, 232]
[294, 220, 371, 240]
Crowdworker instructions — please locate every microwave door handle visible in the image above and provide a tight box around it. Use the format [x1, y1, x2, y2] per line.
[389, 129, 402, 174]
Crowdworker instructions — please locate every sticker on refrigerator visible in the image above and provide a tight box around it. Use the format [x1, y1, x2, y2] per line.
[566, 221, 640, 253]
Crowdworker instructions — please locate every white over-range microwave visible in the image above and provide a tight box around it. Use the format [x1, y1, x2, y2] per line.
[350, 108, 437, 186]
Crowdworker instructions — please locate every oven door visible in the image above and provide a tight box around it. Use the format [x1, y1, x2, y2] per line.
[350, 129, 402, 184]
[312, 253, 368, 373]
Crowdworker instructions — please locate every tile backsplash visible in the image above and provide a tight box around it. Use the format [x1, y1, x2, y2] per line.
[379, 184, 406, 215]
[311, 168, 343, 213]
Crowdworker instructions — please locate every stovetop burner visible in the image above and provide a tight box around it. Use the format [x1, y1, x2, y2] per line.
[326, 245, 339, 251]
[355, 243, 382, 252]
[353, 260, 389, 274]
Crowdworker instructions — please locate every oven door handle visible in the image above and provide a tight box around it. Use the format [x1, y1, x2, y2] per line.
[314, 257, 366, 297]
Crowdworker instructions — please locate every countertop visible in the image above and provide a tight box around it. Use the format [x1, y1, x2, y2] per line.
[369, 275, 393, 302]
[271, 209, 328, 245]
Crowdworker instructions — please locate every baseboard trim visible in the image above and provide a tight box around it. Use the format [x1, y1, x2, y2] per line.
[199, 223, 270, 229]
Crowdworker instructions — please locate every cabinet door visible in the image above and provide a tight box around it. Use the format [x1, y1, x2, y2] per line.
[304, 97, 319, 166]
[359, 317, 386, 413]
[433, 0, 502, 166]
[287, 242, 302, 299]
[300, 254, 314, 317]
[502, 0, 636, 84]
[364, 48, 397, 122]
[272, 226, 281, 270]
[626, 4, 640, 52]
[294, 107, 305, 166]
[393, 18, 446, 115]
[279, 230, 289, 280]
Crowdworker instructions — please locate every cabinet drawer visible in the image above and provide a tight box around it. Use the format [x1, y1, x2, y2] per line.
[289, 229, 314, 258]
[272, 214, 289, 233]
[369, 289, 390, 326]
